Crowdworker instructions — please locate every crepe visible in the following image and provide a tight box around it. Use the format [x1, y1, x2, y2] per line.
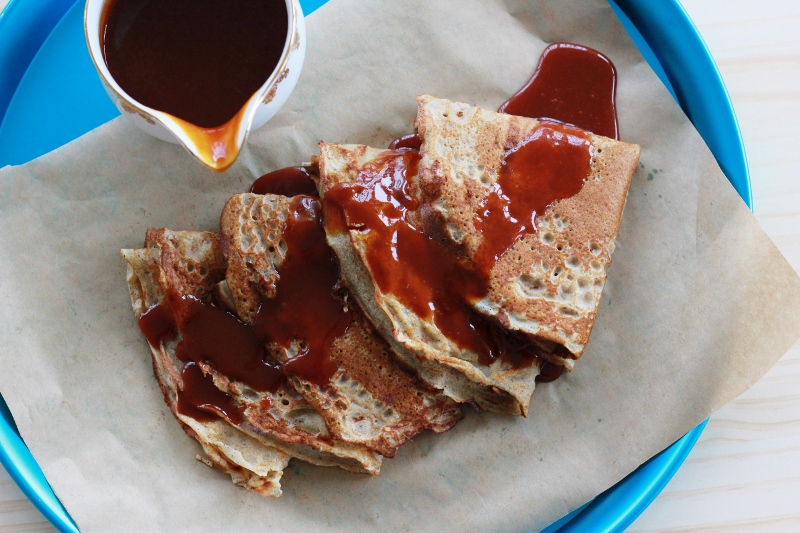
[318, 143, 533, 416]
[316, 96, 639, 415]
[122, 192, 463, 496]
[219, 193, 463, 457]
[122, 228, 385, 484]
[416, 95, 641, 366]
[121, 242, 289, 497]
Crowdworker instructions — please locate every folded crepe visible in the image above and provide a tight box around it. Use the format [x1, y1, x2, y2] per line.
[415, 95, 640, 366]
[122, 197, 462, 494]
[122, 236, 289, 497]
[317, 96, 639, 416]
[218, 193, 462, 458]
[121, 91, 638, 494]
[318, 145, 530, 416]
[123, 229, 385, 490]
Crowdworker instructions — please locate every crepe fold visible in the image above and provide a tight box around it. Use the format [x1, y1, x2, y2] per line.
[317, 96, 640, 416]
[415, 95, 640, 364]
[121, 232, 290, 497]
[121, 196, 462, 495]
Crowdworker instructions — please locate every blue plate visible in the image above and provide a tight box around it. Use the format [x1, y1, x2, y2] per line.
[0, 0, 749, 531]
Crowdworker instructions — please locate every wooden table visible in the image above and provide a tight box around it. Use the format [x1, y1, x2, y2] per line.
[1, 0, 799, 531]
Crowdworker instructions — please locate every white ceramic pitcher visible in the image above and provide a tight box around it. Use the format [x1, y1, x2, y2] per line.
[84, 0, 306, 171]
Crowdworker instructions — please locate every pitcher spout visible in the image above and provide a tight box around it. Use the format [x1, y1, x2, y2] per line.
[162, 106, 252, 172]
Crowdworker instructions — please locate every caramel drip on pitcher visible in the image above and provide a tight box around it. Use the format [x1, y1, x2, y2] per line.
[167, 108, 251, 171]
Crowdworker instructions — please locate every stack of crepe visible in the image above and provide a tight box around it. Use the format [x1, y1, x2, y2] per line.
[122, 96, 639, 495]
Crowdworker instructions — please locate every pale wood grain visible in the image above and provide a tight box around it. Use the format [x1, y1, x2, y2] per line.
[0, 476, 53, 532]
[629, 0, 800, 531]
[1, 0, 799, 531]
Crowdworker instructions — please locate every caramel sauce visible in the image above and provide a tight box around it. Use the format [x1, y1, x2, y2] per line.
[137, 302, 177, 348]
[252, 196, 352, 385]
[535, 361, 566, 383]
[177, 361, 245, 424]
[136, 197, 351, 422]
[250, 167, 319, 197]
[325, 151, 486, 354]
[473, 122, 592, 272]
[325, 151, 544, 368]
[137, 301, 253, 422]
[499, 42, 619, 140]
[169, 110, 249, 171]
[388, 133, 422, 151]
[168, 291, 284, 393]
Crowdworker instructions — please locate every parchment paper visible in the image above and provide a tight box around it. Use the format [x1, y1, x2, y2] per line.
[2, 0, 800, 531]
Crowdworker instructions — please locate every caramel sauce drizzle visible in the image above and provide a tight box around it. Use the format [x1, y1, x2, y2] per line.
[473, 122, 593, 272]
[177, 361, 245, 424]
[137, 196, 351, 422]
[499, 42, 619, 140]
[250, 166, 319, 197]
[252, 196, 352, 385]
[325, 151, 545, 369]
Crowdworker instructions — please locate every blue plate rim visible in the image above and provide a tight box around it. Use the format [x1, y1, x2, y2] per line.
[0, 0, 750, 532]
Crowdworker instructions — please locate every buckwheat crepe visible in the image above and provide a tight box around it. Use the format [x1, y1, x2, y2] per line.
[416, 95, 640, 366]
[219, 193, 462, 458]
[317, 96, 638, 416]
[121, 195, 462, 493]
[123, 229, 384, 479]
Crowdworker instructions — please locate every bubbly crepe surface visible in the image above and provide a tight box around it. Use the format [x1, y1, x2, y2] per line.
[415, 95, 640, 360]
[316, 96, 639, 416]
